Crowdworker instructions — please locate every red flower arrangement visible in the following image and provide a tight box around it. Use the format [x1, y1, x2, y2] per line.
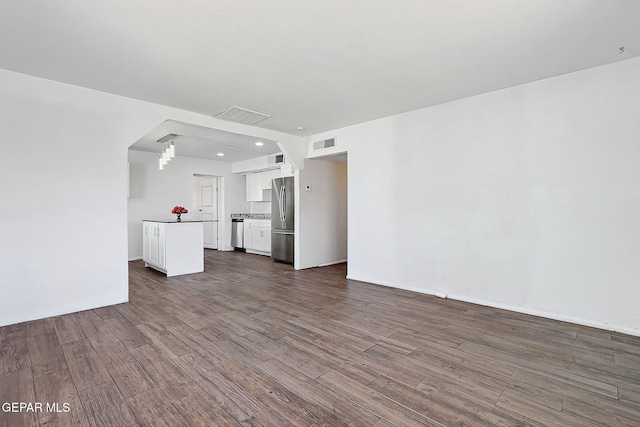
[172, 206, 188, 222]
[171, 206, 188, 214]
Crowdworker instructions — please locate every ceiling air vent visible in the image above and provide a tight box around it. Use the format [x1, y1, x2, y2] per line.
[214, 106, 271, 125]
[313, 137, 336, 150]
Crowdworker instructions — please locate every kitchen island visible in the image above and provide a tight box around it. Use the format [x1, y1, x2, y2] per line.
[142, 220, 204, 277]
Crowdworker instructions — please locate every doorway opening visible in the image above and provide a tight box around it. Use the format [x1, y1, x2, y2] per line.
[303, 152, 348, 271]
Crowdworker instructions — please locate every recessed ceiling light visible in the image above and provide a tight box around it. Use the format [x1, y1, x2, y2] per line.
[217, 152, 224, 157]
[296, 126, 304, 131]
[255, 142, 264, 147]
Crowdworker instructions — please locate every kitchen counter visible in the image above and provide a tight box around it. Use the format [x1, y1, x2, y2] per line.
[230, 213, 270, 220]
[143, 219, 218, 223]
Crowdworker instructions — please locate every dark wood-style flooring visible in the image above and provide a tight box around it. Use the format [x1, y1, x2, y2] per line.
[2, 250, 640, 426]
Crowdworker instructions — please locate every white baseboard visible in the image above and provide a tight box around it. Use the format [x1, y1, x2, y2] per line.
[0, 296, 128, 328]
[319, 259, 348, 267]
[346, 275, 639, 337]
[246, 249, 271, 257]
[128, 256, 143, 261]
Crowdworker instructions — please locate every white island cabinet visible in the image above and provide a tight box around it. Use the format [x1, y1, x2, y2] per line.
[142, 220, 204, 277]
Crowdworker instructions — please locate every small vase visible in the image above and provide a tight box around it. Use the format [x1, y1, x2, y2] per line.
[176, 213, 181, 222]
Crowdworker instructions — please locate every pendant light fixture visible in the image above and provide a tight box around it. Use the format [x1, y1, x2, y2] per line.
[156, 134, 178, 170]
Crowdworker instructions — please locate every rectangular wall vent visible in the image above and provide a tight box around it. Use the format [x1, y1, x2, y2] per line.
[313, 137, 337, 150]
[268, 154, 285, 165]
[214, 106, 271, 125]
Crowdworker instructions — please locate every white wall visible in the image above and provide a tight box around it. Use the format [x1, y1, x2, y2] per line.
[307, 57, 640, 336]
[297, 158, 348, 269]
[0, 68, 305, 327]
[127, 150, 247, 258]
[0, 70, 147, 326]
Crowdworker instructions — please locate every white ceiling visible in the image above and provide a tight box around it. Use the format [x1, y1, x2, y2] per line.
[130, 120, 280, 163]
[1, 0, 639, 139]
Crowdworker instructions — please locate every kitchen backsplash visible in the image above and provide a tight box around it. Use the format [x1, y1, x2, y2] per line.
[248, 201, 271, 214]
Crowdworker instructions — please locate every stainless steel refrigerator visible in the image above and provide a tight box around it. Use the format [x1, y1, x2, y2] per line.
[271, 176, 294, 263]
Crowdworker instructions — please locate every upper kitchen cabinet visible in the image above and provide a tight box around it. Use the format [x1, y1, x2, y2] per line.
[237, 153, 294, 201]
[246, 169, 281, 201]
[280, 162, 295, 177]
[262, 169, 280, 190]
[246, 172, 264, 201]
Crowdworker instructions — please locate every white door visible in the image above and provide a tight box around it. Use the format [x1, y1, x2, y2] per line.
[194, 176, 218, 249]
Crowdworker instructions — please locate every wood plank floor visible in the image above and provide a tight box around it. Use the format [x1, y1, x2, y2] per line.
[2, 250, 640, 426]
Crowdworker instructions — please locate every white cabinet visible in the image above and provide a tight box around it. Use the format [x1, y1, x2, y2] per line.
[143, 221, 165, 268]
[246, 169, 281, 201]
[142, 221, 204, 277]
[252, 222, 271, 253]
[280, 162, 295, 177]
[243, 220, 254, 250]
[245, 173, 264, 201]
[244, 219, 271, 255]
[261, 169, 280, 190]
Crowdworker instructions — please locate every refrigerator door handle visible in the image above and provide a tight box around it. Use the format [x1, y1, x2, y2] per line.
[280, 186, 285, 223]
[282, 186, 286, 223]
[272, 230, 294, 235]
